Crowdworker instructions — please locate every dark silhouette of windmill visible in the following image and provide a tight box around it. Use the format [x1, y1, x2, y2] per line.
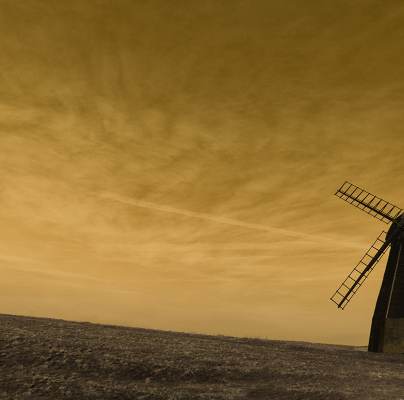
[330, 181, 404, 353]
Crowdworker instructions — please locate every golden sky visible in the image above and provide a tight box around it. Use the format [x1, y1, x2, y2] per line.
[1, 0, 404, 345]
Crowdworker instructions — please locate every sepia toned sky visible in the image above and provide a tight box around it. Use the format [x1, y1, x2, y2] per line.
[1, 0, 404, 345]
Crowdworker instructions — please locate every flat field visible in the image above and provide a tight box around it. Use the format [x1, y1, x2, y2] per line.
[1, 314, 404, 399]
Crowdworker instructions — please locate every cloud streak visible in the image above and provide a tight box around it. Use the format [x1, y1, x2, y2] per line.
[100, 192, 364, 250]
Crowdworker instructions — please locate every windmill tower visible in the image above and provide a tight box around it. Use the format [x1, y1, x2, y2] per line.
[330, 181, 404, 353]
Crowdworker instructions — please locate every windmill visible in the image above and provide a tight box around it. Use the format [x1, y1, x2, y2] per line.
[330, 181, 404, 353]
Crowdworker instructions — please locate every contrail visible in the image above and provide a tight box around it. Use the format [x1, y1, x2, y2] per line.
[0, 256, 138, 294]
[0, 255, 105, 283]
[100, 192, 364, 250]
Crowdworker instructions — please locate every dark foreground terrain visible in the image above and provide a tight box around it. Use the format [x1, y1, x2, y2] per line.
[1, 315, 404, 400]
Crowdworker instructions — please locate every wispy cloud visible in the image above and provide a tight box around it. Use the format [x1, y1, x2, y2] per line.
[1, 0, 403, 345]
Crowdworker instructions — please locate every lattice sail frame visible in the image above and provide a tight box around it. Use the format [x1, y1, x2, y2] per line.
[335, 181, 402, 224]
[330, 231, 390, 309]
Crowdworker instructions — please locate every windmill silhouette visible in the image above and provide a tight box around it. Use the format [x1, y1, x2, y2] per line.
[330, 181, 404, 353]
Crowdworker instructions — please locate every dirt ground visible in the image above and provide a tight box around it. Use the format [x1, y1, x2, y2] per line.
[1, 314, 404, 399]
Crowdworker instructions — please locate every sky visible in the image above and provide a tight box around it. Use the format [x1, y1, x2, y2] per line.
[1, 0, 404, 345]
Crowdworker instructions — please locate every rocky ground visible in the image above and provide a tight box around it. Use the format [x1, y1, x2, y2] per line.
[1, 314, 404, 399]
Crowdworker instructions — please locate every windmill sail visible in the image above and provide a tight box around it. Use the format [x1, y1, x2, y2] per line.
[330, 231, 390, 309]
[335, 181, 402, 224]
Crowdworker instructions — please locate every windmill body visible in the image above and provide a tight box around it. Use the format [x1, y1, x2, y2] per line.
[330, 182, 404, 353]
[369, 216, 404, 352]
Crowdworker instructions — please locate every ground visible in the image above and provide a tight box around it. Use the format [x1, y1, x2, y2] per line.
[1, 314, 404, 399]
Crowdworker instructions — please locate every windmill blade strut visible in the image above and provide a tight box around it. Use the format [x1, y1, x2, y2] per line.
[330, 231, 391, 309]
[335, 181, 402, 224]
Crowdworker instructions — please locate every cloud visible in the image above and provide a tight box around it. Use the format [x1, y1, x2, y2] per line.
[0, 0, 403, 345]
